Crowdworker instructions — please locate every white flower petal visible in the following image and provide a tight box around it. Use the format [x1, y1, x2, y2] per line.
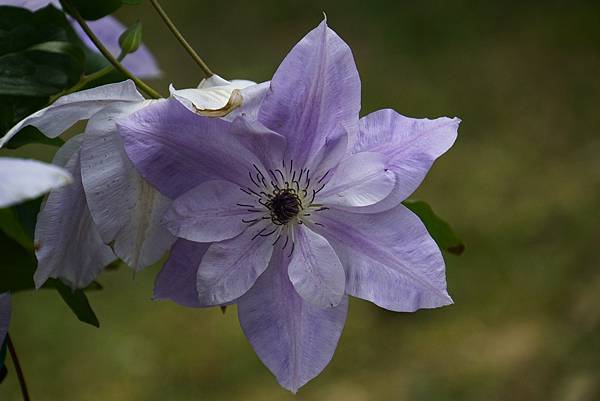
[0, 157, 72, 208]
[81, 101, 175, 272]
[1, 80, 144, 148]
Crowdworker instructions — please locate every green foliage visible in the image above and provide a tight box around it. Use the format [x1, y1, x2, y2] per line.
[62, 0, 142, 21]
[403, 200, 465, 255]
[0, 206, 101, 328]
[0, 5, 85, 140]
[119, 20, 143, 56]
[0, 7, 84, 97]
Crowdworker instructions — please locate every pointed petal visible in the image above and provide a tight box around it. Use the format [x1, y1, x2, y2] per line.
[288, 225, 345, 308]
[196, 227, 274, 306]
[258, 20, 361, 166]
[119, 99, 285, 198]
[238, 247, 348, 393]
[312, 204, 452, 312]
[0, 157, 72, 208]
[1, 80, 144, 147]
[72, 16, 160, 79]
[34, 147, 116, 289]
[164, 180, 259, 242]
[353, 110, 460, 207]
[154, 239, 210, 308]
[317, 152, 395, 207]
[0, 293, 11, 345]
[81, 101, 175, 272]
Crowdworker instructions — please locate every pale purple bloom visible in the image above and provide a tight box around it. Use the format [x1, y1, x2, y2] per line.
[2, 76, 263, 289]
[120, 20, 459, 392]
[4, 0, 160, 78]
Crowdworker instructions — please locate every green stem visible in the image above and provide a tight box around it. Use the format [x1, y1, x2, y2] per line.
[149, 0, 213, 78]
[7, 334, 31, 401]
[49, 65, 114, 104]
[62, 0, 162, 99]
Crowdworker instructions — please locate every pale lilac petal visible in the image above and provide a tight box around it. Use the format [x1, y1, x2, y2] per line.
[2, 0, 57, 10]
[164, 180, 258, 243]
[353, 109, 460, 206]
[258, 20, 361, 167]
[0, 294, 10, 346]
[238, 247, 348, 393]
[317, 152, 395, 207]
[119, 99, 285, 198]
[0, 80, 144, 147]
[80, 101, 175, 272]
[34, 146, 116, 289]
[311, 204, 452, 312]
[0, 157, 72, 208]
[154, 239, 209, 308]
[72, 16, 160, 79]
[196, 227, 274, 306]
[288, 225, 345, 308]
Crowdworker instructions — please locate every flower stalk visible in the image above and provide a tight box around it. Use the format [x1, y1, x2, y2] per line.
[149, 0, 214, 78]
[61, 0, 163, 99]
[7, 334, 31, 401]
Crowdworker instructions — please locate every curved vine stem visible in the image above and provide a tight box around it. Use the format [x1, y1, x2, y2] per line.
[7, 334, 31, 401]
[149, 0, 214, 78]
[61, 0, 162, 99]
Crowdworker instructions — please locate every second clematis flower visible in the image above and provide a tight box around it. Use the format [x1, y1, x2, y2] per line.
[120, 19, 460, 392]
[2, 76, 262, 289]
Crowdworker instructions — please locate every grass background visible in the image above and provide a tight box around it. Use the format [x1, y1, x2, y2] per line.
[1, 0, 600, 400]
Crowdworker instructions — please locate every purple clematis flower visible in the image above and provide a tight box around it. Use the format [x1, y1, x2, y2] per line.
[120, 19, 460, 392]
[4, 0, 160, 78]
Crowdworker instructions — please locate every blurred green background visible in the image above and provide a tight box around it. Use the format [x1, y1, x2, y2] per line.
[2, 0, 600, 400]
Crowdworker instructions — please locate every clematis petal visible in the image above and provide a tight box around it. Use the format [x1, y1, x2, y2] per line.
[238, 247, 348, 393]
[196, 227, 274, 306]
[2, 0, 56, 9]
[80, 101, 175, 271]
[34, 144, 116, 289]
[288, 225, 345, 308]
[72, 16, 160, 79]
[353, 109, 460, 207]
[311, 204, 452, 312]
[258, 19, 361, 167]
[0, 157, 72, 208]
[119, 99, 285, 198]
[317, 152, 395, 207]
[164, 180, 258, 243]
[154, 239, 210, 308]
[0, 293, 10, 346]
[1, 80, 144, 147]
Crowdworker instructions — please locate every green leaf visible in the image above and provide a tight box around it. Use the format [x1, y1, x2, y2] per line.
[121, 0, 144, 4]
[62, 0, 122, 21]
[119, 20, 143, 56]
[0, 224, 101, 327]
[0, 5, 85, 142]
[0, 208, 33, 251]
[54, 281, 100, 328]
[403, 199, 465, 255]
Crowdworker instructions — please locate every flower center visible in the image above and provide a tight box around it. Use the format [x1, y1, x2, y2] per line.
[266, 188, 302, 225]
